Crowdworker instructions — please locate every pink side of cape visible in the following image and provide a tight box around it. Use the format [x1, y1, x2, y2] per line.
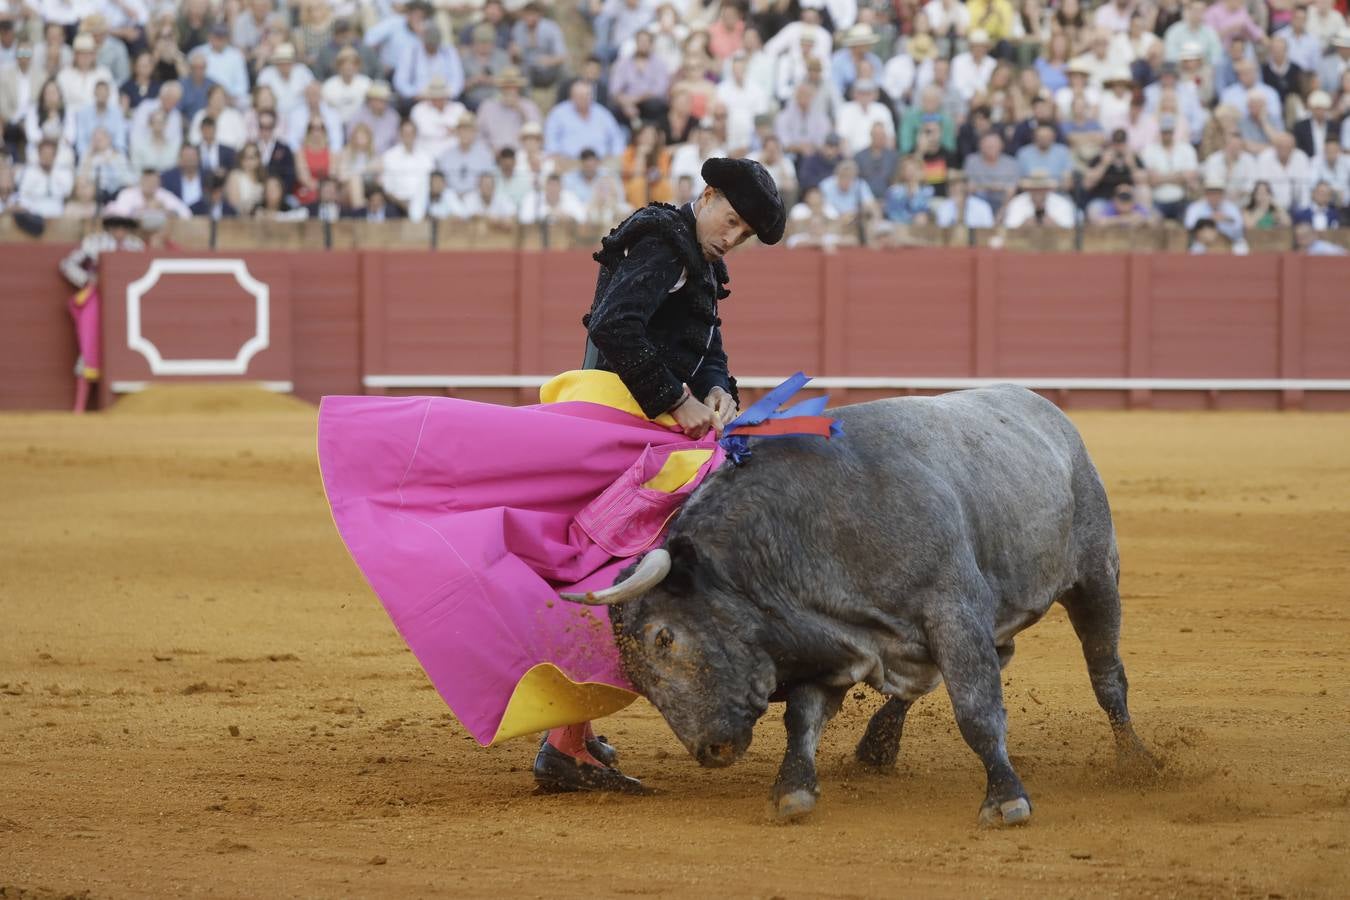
[317, 394, 723, 745]
[68, 288, 100, 373]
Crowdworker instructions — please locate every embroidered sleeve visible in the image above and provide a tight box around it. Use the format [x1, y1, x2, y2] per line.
[586, 235, 688, 418]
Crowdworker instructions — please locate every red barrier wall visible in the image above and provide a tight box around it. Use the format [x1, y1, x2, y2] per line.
[2, 246, 1347, 412]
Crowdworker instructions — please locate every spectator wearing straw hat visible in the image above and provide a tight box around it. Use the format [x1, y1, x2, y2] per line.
[1293, 90, 1337, 161]
[258, 43, 315, 117]
[410, 76, 468, 158]
[951, 29, 995, 102]
[1003, 170, 1077, 228]
[58, 33, 113, 110]
[79, 14, 128, 86]
[347, 80, 400, 153]
[1184, 174, 1245, 242]
[1318, 29, 1350, 95]
[314, 19, 381, 82]
[460, 22, 512, 111]
[437, 112, 496, 196]
[475, 67, 540, 152]
[831, 23, 881, 98]
[322, 47, 371, 126]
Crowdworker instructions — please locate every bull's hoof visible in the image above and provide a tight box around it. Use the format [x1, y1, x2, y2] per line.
[978, 797, 1032, 828]
[1115, 739, 1164, 783]
[774, 789, 817, 823]
[854, 738, 899, 769]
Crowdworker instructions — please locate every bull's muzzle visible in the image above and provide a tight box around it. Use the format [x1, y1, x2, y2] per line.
[695, 742, 740, 768]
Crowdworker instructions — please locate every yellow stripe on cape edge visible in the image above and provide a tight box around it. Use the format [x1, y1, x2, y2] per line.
[483, 372, 714, 745]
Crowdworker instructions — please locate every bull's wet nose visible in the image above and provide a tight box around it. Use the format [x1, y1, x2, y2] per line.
[700, 743, 735, 767]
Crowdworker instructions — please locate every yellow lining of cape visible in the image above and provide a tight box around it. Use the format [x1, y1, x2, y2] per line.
[490, 664, 640, 745]
[481, 372, 711, 745]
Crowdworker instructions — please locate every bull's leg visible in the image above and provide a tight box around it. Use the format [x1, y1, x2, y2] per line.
[1061, 575, 1160, 775]
[929, 611, 1032, 827]
[855, 697, 911, 768]
[773, 682, 845, 822]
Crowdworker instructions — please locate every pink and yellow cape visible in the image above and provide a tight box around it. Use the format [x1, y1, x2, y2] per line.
[317, 372, 724, 747]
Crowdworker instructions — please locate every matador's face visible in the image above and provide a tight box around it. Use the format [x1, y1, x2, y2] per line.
[694, 189, 754, 262]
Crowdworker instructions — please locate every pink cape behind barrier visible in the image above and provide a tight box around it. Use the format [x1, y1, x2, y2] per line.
[317, 390, 723, 746]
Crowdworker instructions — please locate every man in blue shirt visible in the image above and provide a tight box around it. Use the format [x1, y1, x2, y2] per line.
[1015, 123, 1073, 186]
[393, 25, 464, 105]
[197, 23, 249, 104]
[544, 80, 626, 159]
[74, 80, 127, 157]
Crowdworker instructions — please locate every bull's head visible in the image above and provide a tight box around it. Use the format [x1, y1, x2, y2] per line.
[560, 536, 776, 768]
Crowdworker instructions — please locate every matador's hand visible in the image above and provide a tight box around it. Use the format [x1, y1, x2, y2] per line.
[704, 387, 738, 431]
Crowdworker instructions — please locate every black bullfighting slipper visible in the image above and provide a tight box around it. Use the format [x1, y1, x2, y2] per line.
[532, 741, 649, 795]
[535, 732, 619, 767]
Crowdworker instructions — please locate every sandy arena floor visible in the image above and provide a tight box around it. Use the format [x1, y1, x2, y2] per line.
[1, 387, 1347, 899]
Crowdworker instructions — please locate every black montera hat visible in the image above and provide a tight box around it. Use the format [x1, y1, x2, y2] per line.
[700, 157, 786, 245]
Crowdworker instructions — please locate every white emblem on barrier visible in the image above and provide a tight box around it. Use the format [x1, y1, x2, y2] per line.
[125, 258, 270, 375]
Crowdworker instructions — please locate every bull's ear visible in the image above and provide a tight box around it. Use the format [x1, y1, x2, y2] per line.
[663, 535, 700, 596]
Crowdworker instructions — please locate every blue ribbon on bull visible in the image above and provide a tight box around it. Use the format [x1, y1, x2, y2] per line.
[718, 372, 842, 466]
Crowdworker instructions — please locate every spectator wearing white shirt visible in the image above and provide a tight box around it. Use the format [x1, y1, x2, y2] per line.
[392, 24, 464, 105]
[1004, 171, 1078, 227]
[1141, 115, 1199, 219]
[1312, 138, 1350, 205]
[1184, 175, 1246, 244]
[518, 171, 585, 225]
[1203, 131, 1258, 204]
[196, 22, 249, 104]
[105, 168, 192, 219]
[189, 85, 245, 150]
[1093, 0, 1136, 35]
[1308, 0, 1348, 45]
[99, 0, 149, 53]
[426, 170, 468, 220]
[76, 125, 134, 197]
[950, 29, 996, 102]
[1255, 132, 1313, 210]
[57, 34, 113, 111]
[130, 80, 182, 151]
[321, 47, 370, 126]
[256, 43, 315, 118]
[410, 76, 468, 159]
[834, 79, 893, 155]
[0, 41, 37, 126]
[461, 169, 516, 226]
[380, 117, 435, 222]
[714, 52, 769, 155]
[762, 9, 833, 70]
[923, 0, 970, 45]
[16, 138, 72, 219]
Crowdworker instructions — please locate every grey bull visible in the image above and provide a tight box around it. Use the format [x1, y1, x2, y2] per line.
[562, 384, 1158, 825]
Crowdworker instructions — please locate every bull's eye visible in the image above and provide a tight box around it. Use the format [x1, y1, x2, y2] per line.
[654, 626, 674, 650]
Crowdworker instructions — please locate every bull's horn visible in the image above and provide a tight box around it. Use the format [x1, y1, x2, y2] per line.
[559, 549, 671, 606]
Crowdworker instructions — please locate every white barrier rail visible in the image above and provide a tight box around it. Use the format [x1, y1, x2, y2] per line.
[363, 376, 1350, 391]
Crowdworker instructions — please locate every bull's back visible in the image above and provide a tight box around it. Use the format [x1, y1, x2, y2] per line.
[829, 386, 1105, 607]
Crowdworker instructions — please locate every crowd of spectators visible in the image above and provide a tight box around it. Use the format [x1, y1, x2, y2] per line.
[1, 0, 1349, 254]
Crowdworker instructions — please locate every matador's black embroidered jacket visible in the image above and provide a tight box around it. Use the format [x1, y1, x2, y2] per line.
[582, 202, 738, 419]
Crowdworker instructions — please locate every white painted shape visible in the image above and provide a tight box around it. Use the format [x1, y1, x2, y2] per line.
[125, 258, 270, 376]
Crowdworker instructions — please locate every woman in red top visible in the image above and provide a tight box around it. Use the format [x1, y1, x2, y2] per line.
[293, 121, 332, 207]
